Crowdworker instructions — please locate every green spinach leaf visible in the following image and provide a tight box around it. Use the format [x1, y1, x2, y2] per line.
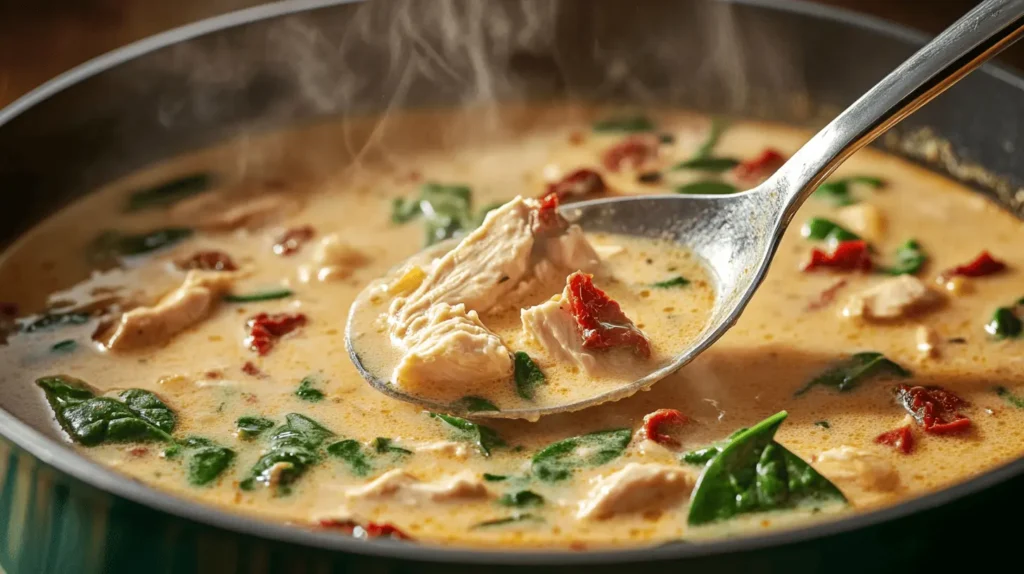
[36, 376, 176, 446]
[295, 376, 324, 402]
[995, 386, 1024, 409]
[240, 413, 333, 493]
[795, 352, 910, 396]
[223, 288, 293, 303]
[236, 416, 275, 439]
[531, 428, 631, 482]
[986, 307, 1022, 339]
[453, 396, 499, 412]
[812, 176, 884, 206]
[694, 117, 728, 159]
[675, 181, 738, 195]
[327, 439, 373, 476]
[125, 173, 213, 212]
[472, 513, 541, 529]
[651, 276, 690, 289]
[814, 420, 831, 429]
[373, 437, 412, 455]
[180, 436, 235, 486]
[391, 182, 479, 246]
[513, 352, 545, 400]
[800, 218, 860, 243]
[671, 157, 739, 173]
[687, 411, 845, 525]
[876, 239, 926, 276]
[21, 312, 91, 333]
[592, 114, 655, 133]
[429, 413, 504, 456]
[482, 473, 509, 482]
[89, 228, 193, 262]
[51, 339, 77, 352]
[498, 490, 545, 508]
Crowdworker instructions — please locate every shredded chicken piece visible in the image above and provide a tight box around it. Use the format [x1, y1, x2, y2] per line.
[345, 469, 490, 505]
[577, 463, 692, 520]
[99, 269, 238, 350]
[520, 287, 599, 375]
[916, 325, 940, 358]
[297, 234, 369, 283]
[836, 203, 886, 242]
[841, 275, 941, 320]
[392, 303, 513, 389]
[412, 441, 472, 460]
[812, 446, 901, 494]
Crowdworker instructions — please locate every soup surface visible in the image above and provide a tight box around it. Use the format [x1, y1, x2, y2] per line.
[1, 104, 1023, 549]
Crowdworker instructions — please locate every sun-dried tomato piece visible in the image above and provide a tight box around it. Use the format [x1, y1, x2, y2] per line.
[895, 384, 971, 434]
[176, 250, 238, 272]
[532, 193, 569, 237]
[642, 409, 689, 446]
[318, 519, 412, 540]
[565, 271, 650, 358]
[544, 169, 606, 201]
[802, 240, 872, 272]
[734, 148, 786, 181]
[946, 251, 1006, 277]
[273, 225, 315, 256]
[875, 425, 914, 454]
[245, 312, 307, 356]
[601, 137, 657, 172]
[806, 279, 849, 311]
[241, 361, 263, 377]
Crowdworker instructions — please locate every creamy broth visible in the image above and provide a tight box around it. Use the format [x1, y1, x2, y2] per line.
[1, 104, 1023, 549]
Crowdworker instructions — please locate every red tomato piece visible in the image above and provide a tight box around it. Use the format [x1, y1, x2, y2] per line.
[947, 251, 1006, 277]
[544, 168, 607, 201]
[895, 384, 971, 434]
[601, 137, 657, 172]
[734, 148, 786, 181]
[802, 240, 872, 272]
[642, 409, 689, 446]
[874, 425, 914, 454]
[273, 225, 316, 256]
[532, 193, 569, 237]
[177, 250, 238, 271]
[245, 313, 307, 356]
[565, 271, 651, 358]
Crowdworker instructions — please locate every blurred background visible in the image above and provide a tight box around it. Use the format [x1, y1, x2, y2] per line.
[0, 0, 1007, 108]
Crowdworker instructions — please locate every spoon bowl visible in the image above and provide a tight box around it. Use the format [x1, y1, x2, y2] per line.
[347, 0, 1024, 419]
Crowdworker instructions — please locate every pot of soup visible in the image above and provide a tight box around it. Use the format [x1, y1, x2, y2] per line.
[1, 0, 1023, 572]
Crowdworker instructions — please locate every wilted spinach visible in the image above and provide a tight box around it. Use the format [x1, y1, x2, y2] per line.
[531, 428, 631, 482]
[295, 376, 324, 402]
[876, 239, 927, 276]
[236, 416, 275, 439]
[498, 490, 545, 508]
[179, 436, 235, 486]
[812, 176, 883, 206]
[453, 396, 499, 413]
[89, 228, 193, 263]
[240, 413, 334, 493]
[794, 352, 910, 396]
[373, 437, 412, 455]
[429, 413, 504, 457]
[513, 352, 545, 400]
[326, 439, 373, 476]
[125, 173, 213, 212]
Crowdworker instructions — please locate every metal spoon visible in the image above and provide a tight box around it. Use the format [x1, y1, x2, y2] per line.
[348, 0, 1024, 419]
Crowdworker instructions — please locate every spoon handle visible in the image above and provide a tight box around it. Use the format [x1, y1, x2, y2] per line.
[768, 0, 1024, 221]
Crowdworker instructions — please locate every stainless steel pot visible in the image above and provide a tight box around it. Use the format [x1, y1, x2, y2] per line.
[1, 1, 1021, 572]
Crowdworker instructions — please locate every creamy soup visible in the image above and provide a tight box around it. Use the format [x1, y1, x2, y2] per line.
[0, 104, 1022, 549]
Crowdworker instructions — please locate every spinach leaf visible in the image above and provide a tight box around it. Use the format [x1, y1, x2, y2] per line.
[36, 376, 176, 446]
[814, 420, 831, 429]
[295, 376, 324, 402]
[472, 513, 541, 529]
[125, 173, 213, 212]
[687, 411, 845, 525]
[795, 352, 910, 396]
[180, 436, 235, 486]
[21, 312, 91, 333]
[986, 307, 1022, 339]
[89, 228, 193, 262]
[995, 386, 1024, 409]
[498, 490, 544, 508]
[429, 413, 504, 456]
[51, 339, 77, 352]
[671, 157, 739, 173]
[391, 198, 422, 223]
[240, 413, 334, 493]
[800, 218, 860, 243]
[694, 117, 728, 159]
[513, 352, 545, 400]
[236, 416, 275, 439]
[592, 114, 655, 133]
[876, 239, 926, 276]
[675, 181, 738, 195]
[453, 396, 499, 412]
[680, 427, 747, 465]
[223, 288, 294, 303]
[812, 176, 884, 206]
[373, 437, 412, 455]
[531, 428, 631, 482]
[327, 439, 373, 476]
[482, 473, 509, 482]
[391, 183, 479, 246]
[651, 276, 690, 289]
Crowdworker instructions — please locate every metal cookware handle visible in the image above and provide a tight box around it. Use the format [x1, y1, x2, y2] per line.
[768, 0, 1024, 220]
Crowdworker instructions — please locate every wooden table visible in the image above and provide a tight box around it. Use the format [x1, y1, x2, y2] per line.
[0, 0, 1007, 108]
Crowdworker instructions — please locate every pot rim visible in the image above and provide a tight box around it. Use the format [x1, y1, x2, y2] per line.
[1, 0, 1022, 565]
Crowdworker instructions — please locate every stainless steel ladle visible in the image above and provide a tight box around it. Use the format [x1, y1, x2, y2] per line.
[348, 0, 1024, 419]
